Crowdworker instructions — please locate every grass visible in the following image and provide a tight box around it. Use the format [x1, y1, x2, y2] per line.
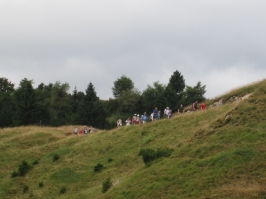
[1, 79, 266, 198]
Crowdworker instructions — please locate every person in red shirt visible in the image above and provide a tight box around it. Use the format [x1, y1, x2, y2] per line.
[79, 128, 83, 135]
[201, 101, 207, 111]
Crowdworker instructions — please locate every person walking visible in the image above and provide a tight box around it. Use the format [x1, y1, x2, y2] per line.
[192, 101, 198, 111]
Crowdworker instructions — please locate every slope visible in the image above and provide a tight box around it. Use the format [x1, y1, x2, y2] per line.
[0, 79, 266, 199]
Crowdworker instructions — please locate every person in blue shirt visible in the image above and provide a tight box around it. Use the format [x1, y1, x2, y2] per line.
[153, 107, 158, 121]
[142, 112, 148, 123]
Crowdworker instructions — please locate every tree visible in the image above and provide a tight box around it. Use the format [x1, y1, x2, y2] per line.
[183, 81, 206, 106]
[142, 81, 166, 113]
[78, 82, 108, 128]
[70, 86, 85, 124]
[14, 78, 37, 125]
[112, 75, 134, 98]
[117, 89, 142, 113]
[49, 82, 71, 126]
[164, 85, 179, 111]
[34, 82, 54, 126]
[168, 70, 185, 94]
[0, 77, 15, 127]
[0, 77, 15, 93]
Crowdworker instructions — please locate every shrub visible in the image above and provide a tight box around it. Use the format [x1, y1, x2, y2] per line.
[108, 158, 113, 163]
[23, 185, 29, 193]
[32, 160, 39, 165]
[18, 160, 31, 176]
[139, 148, 157, 164]
[11, 171, 18, 178]
[60, 186, 66, 194]
[139, 148, 174, 164]
[94, 163, 104, 172]
[39, 182, 44, 188]
[102, 177, 112, 193]
[53, 154, 60, 162]
[157, 148, 174, 158]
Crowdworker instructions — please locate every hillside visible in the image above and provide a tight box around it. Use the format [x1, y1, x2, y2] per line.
[1, 79, 266, 199]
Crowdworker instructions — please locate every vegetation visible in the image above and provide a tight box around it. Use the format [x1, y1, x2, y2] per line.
[1, 79, 265, 198]
[0, 70, 206, 129]
[102, 177, 112, 193]
[94, 163, 104, 172]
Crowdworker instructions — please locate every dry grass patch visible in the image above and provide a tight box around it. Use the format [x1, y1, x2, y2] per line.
[213, 180, 266, 199]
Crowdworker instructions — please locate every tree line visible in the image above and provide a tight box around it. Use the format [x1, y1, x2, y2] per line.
[0, 70, 206, 129]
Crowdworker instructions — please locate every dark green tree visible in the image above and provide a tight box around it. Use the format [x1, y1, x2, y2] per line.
[14, 78, 36, 125]
[112, 75, 134, 98]
[49, 82, 71, 126]
[164, 85, 179, 111]
[117, 89, 141, 113]
[168, 70, 185, 94]
[0, 77, 15, 127]
[78, 82, 108, 129]
[34, 82, 53, 126]
[70, 86, 85, 124]
[142, 81, 166, 113]
[0, 77, 15, 93]
[183, 81, 206, 106]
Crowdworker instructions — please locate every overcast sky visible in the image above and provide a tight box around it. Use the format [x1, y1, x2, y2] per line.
[1, 0, 266, 100]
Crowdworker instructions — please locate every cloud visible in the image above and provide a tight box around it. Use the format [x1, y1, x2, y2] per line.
[0, 1, 265, 100]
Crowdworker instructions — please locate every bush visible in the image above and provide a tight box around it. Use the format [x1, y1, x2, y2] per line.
[53, 154, 60, 162]
[11, 171, 18, 178]
[102, 177, 112, 193]
[108, 158, 113, 163]
[139, 148, 157, 164]
[157, 148, 174, 158]
[139, 148, 174, 164]
[39, 182, 44, 188]
[60, 186, 66, 194]
[23, 185, 29, 193]
[94, 163, 104, 172]
[18, 160, 31, 176]
[32, 160, 39, 165]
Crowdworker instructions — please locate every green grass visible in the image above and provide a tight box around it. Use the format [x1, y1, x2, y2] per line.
[1, 79, 266, 199]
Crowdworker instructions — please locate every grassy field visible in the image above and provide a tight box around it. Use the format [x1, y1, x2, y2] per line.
[1, 79, 266, 199]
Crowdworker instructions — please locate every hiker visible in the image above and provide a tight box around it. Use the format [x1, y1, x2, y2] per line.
[83, 126, 88, 134]
[192, 101, 198, 111]
[142, 112, 148, 123]
[164, 107, 169, 118]
[139, 115, 143, 124]
[73, 126, 78, 134]
[153, 107, 158, 121]
[178, 104, 184, 114]
[136, 114, 140, 124]
[79, 128, 83, 135]
[201, 102, 207, 111]
[157, 111, 161, 119]
[150, 113, 154, 121]
[132, 114, 138, 125]
[168, 109, 172, 118]
[125, 118, 131, 126]
[164, 107, 171, 118]
[89, 126, 94, 133]
[117, 118, 122, 127]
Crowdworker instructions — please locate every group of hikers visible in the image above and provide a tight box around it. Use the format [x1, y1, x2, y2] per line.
[117, 101, 207, 127]
[73, 125, 94, 135]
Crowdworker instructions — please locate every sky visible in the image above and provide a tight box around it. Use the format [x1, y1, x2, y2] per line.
[1, 0, 266, 100]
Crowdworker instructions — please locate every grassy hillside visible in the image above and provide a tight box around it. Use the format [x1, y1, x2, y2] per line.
[1, 79, 266, 199]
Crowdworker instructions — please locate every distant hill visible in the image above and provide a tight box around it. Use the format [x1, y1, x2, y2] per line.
[1, 79, 266, 199]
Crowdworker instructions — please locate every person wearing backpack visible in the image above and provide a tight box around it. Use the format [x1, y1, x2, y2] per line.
[178, 104, 184, 114]
[192, 101, 198, 111]
[142, 112, 148, 123]
[153, 107, 158, 121]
